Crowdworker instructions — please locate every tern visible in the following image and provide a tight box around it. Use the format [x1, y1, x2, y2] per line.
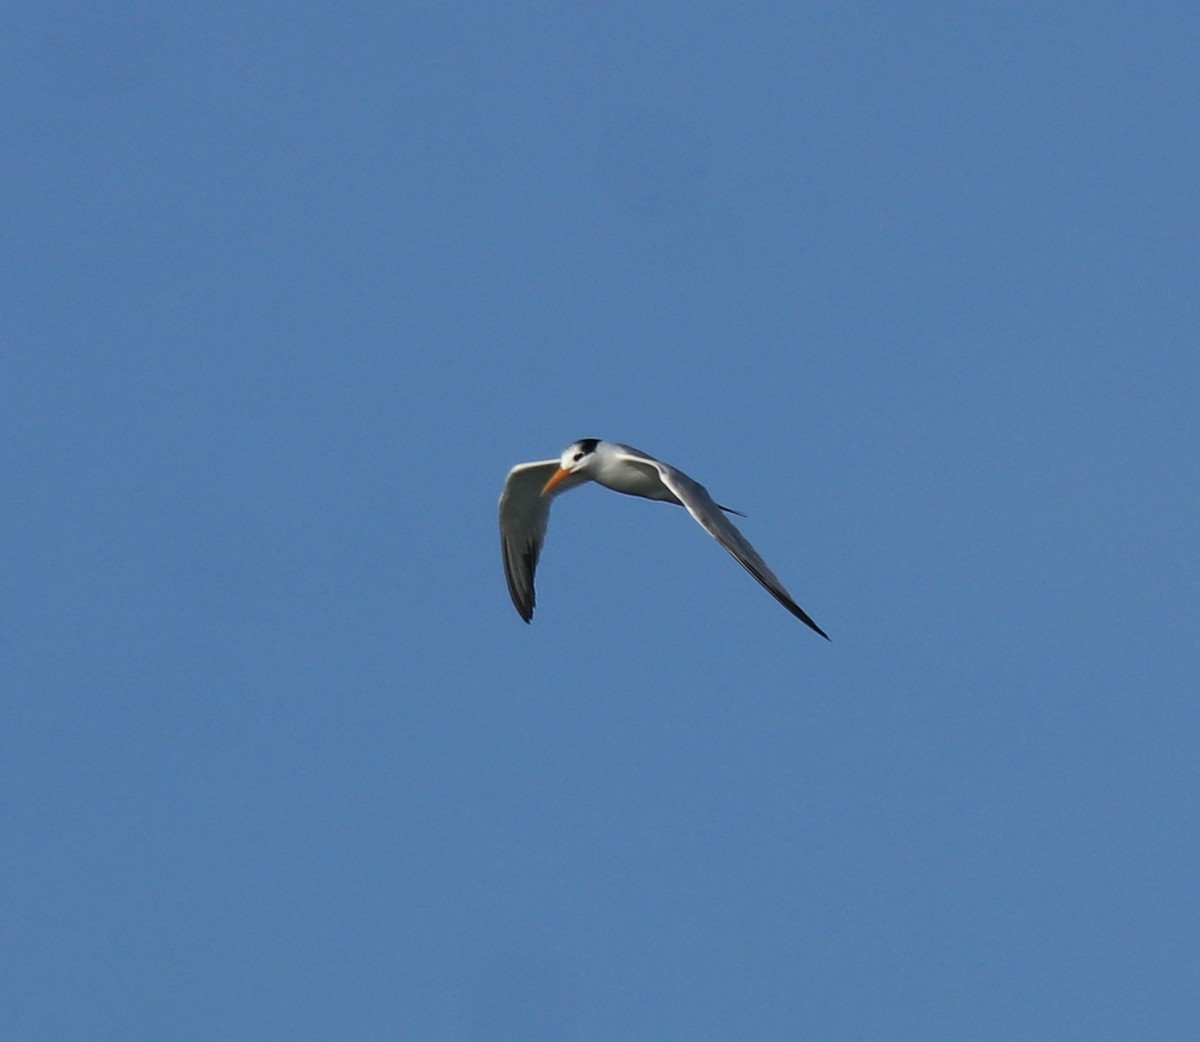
[498, 439, 829, 638]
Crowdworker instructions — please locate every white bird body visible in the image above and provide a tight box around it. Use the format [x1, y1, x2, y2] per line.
[585, 444, 683, 502]
[498, 439, 829, 638]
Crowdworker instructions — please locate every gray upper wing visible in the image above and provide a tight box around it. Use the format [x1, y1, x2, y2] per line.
[498, 460, 586, 622]
[652, 461, 829, 638]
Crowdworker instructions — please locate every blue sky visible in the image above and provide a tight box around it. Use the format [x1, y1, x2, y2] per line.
[3, 3, 1197, 1039]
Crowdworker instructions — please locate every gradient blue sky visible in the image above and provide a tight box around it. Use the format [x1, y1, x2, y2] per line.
[4, 4, 1198, 1039]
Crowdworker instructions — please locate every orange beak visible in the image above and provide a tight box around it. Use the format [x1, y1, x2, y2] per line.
[541, 467, 572, 496]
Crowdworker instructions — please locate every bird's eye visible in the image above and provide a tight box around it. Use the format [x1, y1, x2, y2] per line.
[572, 453, 583, 462]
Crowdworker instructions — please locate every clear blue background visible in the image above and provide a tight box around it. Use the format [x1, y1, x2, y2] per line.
[4, 4, 1197, 1039]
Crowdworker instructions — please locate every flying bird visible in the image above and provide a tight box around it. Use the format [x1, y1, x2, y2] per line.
[498, 439, 829, 638]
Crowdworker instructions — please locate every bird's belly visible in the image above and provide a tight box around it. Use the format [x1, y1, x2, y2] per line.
[597, 469, 680, 504]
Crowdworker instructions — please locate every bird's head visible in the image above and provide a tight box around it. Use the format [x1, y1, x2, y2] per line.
[541, 438, 601, 495]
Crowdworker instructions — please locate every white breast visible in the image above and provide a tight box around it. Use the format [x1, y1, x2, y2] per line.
[593, 448, 681, 504]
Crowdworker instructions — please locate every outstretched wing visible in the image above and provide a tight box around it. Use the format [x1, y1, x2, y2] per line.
[649, 457, 830, 639]
[498, 460, 586, 622]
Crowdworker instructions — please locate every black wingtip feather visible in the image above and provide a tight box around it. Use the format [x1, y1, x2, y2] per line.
[788, 602, 830, 640]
